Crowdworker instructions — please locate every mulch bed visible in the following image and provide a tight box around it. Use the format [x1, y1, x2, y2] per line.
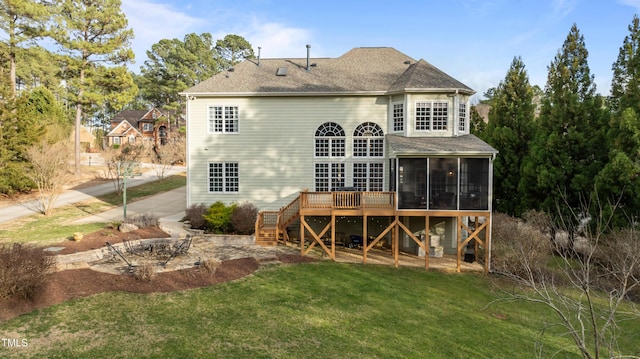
[0, 227, 317, 323]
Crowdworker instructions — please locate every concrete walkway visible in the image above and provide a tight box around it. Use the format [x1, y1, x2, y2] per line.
[72, 186, 188, 236]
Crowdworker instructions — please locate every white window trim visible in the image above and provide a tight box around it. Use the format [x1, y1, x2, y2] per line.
[458, 102, 468, 133]
[208, 161, 239, 194]
[392, 102, 404, 132]
[415, 101, 449, 132]
[208, 105, 240, 134]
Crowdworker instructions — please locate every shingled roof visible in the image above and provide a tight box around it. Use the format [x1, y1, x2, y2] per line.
[182, 47, 474, 95]
[386, 134, 498, 156]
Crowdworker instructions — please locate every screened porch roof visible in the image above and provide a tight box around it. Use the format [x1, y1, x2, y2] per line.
[386, 134, 498, 157]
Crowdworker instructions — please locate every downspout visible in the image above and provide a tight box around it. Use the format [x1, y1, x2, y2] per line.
[185, 95, 193, 208]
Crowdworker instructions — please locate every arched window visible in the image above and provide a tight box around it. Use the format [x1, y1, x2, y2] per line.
[315, 122, 345, 157]
[353, 122, 384, 157]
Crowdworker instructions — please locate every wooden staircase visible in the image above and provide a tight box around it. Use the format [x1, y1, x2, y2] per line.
[255, 194, 301, 246]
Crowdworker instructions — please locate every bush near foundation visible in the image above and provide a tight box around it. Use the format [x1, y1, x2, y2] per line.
[232, 202, 258, 234]
[203, 201, 237, 233]
[185, 203, 208, 230]
[0, 243, 54, 300]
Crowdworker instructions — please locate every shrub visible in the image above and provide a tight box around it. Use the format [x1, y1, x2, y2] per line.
[133, 264, 156, 281]
[491, 212, 553, 281]
[185, 203, 208, 230]
[203, 201, 237, 233]
[199, 258, 221, 275]
[0, 243, 54, 300]
[123, 213, 158, 228]
[232, 202, 258, 234]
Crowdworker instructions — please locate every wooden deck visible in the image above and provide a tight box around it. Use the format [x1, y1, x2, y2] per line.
[256, 190, 491, 273]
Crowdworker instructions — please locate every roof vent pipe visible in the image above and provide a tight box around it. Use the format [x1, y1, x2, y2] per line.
[257, 47, 261, 66]
[306, 44, 311, 71]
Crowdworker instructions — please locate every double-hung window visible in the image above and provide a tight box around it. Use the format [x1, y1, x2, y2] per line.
[314, 122, 345, 191]
[208, 162, 239, 193]
[353, 122, 384, 157]
[393, 103, 404, 132]
[208, 106, 239, 133]
[353, 162, 384, 191]
[315, 163, 345, 192]
[458, 103, 467, 132]
[415, 101, 449, 131]
[143, 123, 154, 132]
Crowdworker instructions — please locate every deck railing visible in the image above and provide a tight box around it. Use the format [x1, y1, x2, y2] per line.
[300, 191, 395, 210]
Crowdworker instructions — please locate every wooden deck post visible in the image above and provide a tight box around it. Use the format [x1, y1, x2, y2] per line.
[425, 215, 430, 270]
[331, 214, 336, 260]
[363, 215, 368, 265]
[300, 215, 305, 256]
[394, 216, 399, 268]
[456, 215, 462, 273]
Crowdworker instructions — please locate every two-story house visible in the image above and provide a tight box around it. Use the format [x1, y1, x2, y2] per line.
[181, 47, 497, 272]
[107, 108, 171, 147]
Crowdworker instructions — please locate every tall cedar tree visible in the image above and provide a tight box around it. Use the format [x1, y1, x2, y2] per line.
[520, 24, 607, 222]
[53, 0, 134, 176]
[596, 15, 640, 228]
[0, 0, 49, 96]
[138, 33, 221, 111]
[484, 57, 535, 216]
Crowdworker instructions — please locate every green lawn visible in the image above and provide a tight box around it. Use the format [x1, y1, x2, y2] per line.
[0, 175, 186, 245]
[2, 262, 637, 358]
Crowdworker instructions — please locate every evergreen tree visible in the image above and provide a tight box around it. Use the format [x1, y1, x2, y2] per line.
[215, 34, 255, 70]
[610, 15, 640, 115]
[52, 0, 134, 176]
[138, 33, 217, 110]
[0, 0, 49, 96]
[484, 57, 535, 216]
[596, 15, 640, 227]
[469, 105, 487, 137]
[521, 24, 607, 222]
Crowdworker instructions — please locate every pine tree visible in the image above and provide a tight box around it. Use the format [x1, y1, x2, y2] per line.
[484, 57, 535, 216]
[52, 0, 134, 176]
[0, 0, 49, 96]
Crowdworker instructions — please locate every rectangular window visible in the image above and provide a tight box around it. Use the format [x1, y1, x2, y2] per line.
[353, 162, 383, 191]
[113, 137, 121, 145]
[315, 138, 344, 158]
[415, 102, 431, 131]
[459, 103, 467, 132]
[432, 102, 448, 130]
[393, 103, 404, 132]
[415, 101, 448, 131]
[143, 123, 153, 132]
[315, 163, 344, 191]
[208, 162, 239, 193]
[208, 106, 239, 133]
[353, 139, 368, 157]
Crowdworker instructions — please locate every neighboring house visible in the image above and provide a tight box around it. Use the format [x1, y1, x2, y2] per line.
[181, 47, 498, 272]
[69, 125, 97, 152]
[107, 108, 172, 147]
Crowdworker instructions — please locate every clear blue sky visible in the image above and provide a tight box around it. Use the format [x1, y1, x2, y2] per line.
[122, 0, 638, 101]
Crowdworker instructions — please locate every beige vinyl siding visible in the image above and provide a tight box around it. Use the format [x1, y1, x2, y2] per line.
[406, 94, 455, 138]
[187, 95, 390, 210]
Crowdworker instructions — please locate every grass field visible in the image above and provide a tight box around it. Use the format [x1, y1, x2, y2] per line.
[0, 175, 186, 245]
[1, 262, 638, 358]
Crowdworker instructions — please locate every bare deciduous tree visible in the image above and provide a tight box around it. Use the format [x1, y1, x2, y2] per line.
[491, 202, 640, 359]
[25, 141, 71, 215]
[150, 138, 185, 179]
[102, 144, 144, 195]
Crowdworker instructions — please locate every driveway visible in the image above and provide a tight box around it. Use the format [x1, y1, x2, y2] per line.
[0, 165, 186, 225]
